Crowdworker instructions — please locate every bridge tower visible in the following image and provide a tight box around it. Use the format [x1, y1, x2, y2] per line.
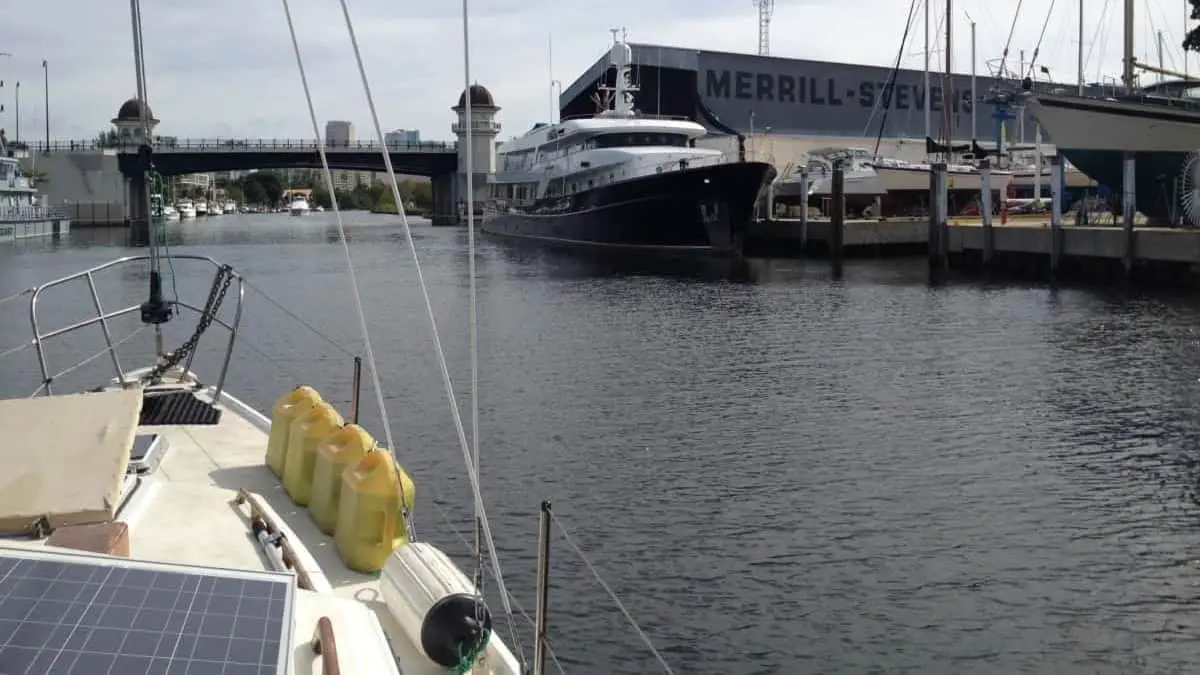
[111, 98, 159, 144]
[450, 84, 500, 223]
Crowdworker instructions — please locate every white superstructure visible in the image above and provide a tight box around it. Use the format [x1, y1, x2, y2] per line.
[487, 31, 731, 210]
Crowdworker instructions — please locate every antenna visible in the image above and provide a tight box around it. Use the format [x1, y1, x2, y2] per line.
[753, 0, 774, 56]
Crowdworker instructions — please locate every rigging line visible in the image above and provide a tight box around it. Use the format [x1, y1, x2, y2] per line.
[996, 0, 1026, 80]
[862, 0, 920, 138]
[0, 287, 33, 307]
[1023, 0, 1059, 78]
[872, 0, 921, 160]
[423, 494, 567, 673]
[240, 280, 355, 357]
[0, 340, 32, 362]
[1089, 0, 1114, 83]
[550, 512, 676, 675]
[29, 325, 149, 397]
[461, 0, 484, 612]
[276, 0, 413, 538]
[329, 0, 527, 665]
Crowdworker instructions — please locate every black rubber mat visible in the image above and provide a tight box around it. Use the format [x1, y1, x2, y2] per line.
[139, 391, 222, 426]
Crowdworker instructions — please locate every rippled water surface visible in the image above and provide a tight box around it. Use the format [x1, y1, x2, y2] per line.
[3, 213, 1200, 674]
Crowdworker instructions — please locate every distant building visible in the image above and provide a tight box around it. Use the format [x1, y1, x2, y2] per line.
[325, 120, 354, 147]
[385, 129, 421, 145]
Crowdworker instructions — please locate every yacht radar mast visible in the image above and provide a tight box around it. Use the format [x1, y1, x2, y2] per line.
[595, 28, 638, 118]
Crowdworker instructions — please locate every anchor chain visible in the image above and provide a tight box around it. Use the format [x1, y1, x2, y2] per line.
[144, 264, 234, 383]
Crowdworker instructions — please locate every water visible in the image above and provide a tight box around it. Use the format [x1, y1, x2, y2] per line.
[3, 213, 1200, 674]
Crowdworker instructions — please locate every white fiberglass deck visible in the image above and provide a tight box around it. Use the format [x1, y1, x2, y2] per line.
[0, 375, 517, 675]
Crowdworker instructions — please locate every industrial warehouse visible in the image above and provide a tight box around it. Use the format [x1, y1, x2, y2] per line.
[557, 41, 1050, 166]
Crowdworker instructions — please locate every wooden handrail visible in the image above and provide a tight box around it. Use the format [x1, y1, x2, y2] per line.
[234, 488, 318, 591]
[311, 616, 341, 675]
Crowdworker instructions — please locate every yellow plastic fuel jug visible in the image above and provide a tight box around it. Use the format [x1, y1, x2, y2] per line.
[309, 424, 375, 535]
[334, 449, 417, 573]
[282, 401, 343, 506]
[265, 386, 323, 478]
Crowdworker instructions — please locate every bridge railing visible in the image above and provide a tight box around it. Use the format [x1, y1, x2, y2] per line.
[20, 138, 458, 154]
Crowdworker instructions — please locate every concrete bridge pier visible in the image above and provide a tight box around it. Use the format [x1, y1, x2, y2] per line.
[429, 172, 457, 227]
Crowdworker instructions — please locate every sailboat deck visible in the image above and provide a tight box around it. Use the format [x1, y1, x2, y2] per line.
[0, 379, 490, 675]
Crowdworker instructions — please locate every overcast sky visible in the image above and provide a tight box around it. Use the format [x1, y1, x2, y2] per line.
[2, 0, 1190, 143]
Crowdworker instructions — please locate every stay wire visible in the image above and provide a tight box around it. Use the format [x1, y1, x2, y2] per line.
[277, 0, 413, 536]
[330, 0, 527, 665]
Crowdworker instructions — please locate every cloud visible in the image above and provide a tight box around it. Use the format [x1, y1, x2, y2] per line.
[1, 0, 1183, 144]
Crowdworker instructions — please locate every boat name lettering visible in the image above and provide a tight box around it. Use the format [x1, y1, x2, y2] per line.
[704, 70, 973, 113]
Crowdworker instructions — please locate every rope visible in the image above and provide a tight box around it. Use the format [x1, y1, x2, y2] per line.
[996, 0, 1026, 80]
[453, 624, 491, 675]
[330, 0, 527, 667]
[872, 0, 921, 160]
[1022, 0, 1059, 80]
[550, 511, 676, 675]
[426, 492, 566, 674]
[277, 0, 413, 541]
[241, 279, 355, 357]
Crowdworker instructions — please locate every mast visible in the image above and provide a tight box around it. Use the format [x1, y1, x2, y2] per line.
[130, 0, 172, 342]
[970, 19, 976, 142]
[923, 0, 931, 142]
[943, 0, 952, 162]
[1121, 0, 1134, 89]
[1077, 0, 1085, 94]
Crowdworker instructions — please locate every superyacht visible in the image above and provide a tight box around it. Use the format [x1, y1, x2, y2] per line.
[482, 30, 774, 256]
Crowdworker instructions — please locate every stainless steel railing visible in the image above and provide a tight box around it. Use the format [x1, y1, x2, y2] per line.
[27, 254, 245, 399]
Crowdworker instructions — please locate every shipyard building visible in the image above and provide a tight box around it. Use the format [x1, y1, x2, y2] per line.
[559, 43, 1051, 169]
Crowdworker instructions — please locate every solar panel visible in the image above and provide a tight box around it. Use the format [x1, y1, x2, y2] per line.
[0, 547, 294, 675]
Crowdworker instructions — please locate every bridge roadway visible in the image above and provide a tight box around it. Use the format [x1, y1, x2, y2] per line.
[22, 138, 459, 177]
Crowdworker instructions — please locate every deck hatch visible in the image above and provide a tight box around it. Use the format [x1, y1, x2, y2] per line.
[139, 391, 222, 426]
[0, 547, 294, 675]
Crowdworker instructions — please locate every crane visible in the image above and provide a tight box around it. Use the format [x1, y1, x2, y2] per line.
[753, 0, 773, 56]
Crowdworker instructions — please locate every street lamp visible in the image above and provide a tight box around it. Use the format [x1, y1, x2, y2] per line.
[13, 81, 18, 144]
[42, 60, 48, 149]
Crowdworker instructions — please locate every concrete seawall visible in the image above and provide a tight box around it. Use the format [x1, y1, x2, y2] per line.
[23, 153, 126, 227]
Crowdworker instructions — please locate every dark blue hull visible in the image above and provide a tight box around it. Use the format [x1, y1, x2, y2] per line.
[482, 161, 774, 255]
[1056, 149, 1188, 224]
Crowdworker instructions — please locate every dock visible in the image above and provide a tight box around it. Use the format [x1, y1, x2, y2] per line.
[746, 216, 1200, 285]
[0, 217, 71, 244]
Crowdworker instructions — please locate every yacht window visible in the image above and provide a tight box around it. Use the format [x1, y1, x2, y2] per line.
[594, 133, 688, 149]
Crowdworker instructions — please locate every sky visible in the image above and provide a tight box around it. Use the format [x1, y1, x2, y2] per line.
[1, 0, 1193, 144]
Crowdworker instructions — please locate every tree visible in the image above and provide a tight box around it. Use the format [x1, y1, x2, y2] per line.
[1185, 1, 1200, 53]
[237, 171, 284, 206]
[94, 129, 120, 148]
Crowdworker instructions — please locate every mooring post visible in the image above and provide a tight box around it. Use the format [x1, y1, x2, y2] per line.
[929, 163, 948, 275]
[1122, 152, 1137, 280]
[1049, 154, 1063, 278]
[980, 159, 994, 269]
[798, 166, 810, 253]
[831, 161, 845, 277]
[532, 500, 552, 675]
